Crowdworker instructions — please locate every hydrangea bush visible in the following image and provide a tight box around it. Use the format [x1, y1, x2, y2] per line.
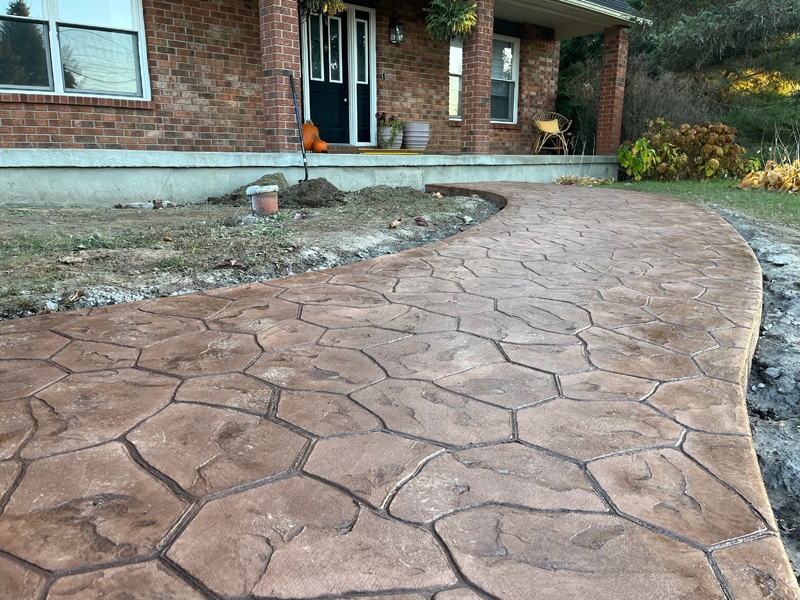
[618, 119, 750, 181]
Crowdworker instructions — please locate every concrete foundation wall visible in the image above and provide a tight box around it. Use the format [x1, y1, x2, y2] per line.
[0, 150, 619, 207]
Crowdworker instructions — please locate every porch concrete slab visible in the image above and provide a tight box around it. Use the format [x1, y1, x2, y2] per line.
[0, 183, 797, 599]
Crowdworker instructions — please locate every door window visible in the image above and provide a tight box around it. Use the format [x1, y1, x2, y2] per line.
[356, 18, 368, 85]
[328, 16, 342, 84]
[309, 13, 323, 81]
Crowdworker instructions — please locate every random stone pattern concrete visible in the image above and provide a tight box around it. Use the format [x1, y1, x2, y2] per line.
[0, 183, 797, 599]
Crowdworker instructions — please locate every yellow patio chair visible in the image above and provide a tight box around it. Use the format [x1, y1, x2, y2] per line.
[532, 111, 572, 155]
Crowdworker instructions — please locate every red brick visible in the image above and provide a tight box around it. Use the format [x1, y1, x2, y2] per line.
[596, 26, 628, 155]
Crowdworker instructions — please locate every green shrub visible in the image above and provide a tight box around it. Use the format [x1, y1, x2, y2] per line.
[618, 119, 749, 181]
[424, 0, 477, 41]
[297, 0, 345, 16]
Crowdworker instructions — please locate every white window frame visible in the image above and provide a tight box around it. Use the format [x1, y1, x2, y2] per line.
[448, 34, 520, 124]
[490, 34, 520, 124]
[355, 17, 369, 85]
[0, 0, 151, 100]
[300, 5, 377, 146]
[327, 15, 343, 84]
[449, 38, 462, 120]
[308, 13, 324, 82]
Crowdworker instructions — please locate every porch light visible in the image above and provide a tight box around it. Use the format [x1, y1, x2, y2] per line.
[389, 14, 404, 43]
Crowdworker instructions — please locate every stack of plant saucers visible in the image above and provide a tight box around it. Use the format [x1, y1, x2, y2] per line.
[403, 122, 430, 150]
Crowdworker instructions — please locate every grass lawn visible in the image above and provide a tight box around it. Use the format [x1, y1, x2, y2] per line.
[605, 180, 800, 227]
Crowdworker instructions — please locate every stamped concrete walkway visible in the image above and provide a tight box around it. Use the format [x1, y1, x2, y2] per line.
[1, 183, 798, 600]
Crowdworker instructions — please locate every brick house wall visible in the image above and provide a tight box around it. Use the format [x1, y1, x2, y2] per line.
[373, 2, 559, 154]
[488, 24, 559, 154]
[0, 0, 561, 154]
[374, 3, 452, 154]
[0, 0, 267, 152]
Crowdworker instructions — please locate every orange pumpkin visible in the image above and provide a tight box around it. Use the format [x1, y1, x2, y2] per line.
[312, 138, 328, 153]
[302, 121, 319, 151]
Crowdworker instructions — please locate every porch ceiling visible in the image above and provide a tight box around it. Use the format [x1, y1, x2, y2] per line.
[495, 0, 643, 39]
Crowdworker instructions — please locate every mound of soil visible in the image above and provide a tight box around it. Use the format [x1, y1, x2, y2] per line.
[209, 172, 290, 205]
[279, 177, 347, 209]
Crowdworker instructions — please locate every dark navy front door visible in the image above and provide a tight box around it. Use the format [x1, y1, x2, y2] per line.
[307, 13, 349, 143]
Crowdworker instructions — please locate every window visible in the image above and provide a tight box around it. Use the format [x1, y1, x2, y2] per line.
[328, 15, 342, 84]
[448, 34, 520, 123]
[308, 14, 323, 81]
[356, 18, 368, 84]
[490, 35, 519, 122]
[0, 0, 149, 98]
[449, 38, 462, 119]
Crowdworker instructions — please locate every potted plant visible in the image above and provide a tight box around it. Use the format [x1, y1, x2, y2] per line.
[424, 0, 477, 41]
[377, 113, 404, 149]
[298, 0, 345, 16]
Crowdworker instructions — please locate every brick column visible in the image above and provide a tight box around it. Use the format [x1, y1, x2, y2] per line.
[596, 25, 628, 155]
[460, 0, 494, 154]
[259, 0, 302, 151]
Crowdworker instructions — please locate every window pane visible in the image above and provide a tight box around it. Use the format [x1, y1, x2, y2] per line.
[309, 14, 322, 80]
[449, 74, 461, 118]
[59, 26, 139, 94]
[328, 17, 341, 83]
[58, 0, 134, 30]
[449, 38, 462, 75]
[1, 0, 44, 19]
[356, 20, 367, 84]
[0, 17, 51, 88]
[490, 80, 514, 121]
[492, 39, 514, 81]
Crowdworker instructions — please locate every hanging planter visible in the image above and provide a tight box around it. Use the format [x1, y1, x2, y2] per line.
[298, 0, 346, 17]
[424, 0, 478, 42]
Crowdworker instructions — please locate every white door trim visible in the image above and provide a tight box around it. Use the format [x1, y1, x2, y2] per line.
[299, 5, 376, 146]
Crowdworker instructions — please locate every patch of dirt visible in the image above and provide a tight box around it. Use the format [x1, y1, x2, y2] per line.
[710, 206, 800, 581]
[0, 180, 498, 320]
[208, 172, 290, 205]
[279, 177, 347, 208]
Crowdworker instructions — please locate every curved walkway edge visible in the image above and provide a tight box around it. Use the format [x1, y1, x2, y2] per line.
[0, 183, 798, 599]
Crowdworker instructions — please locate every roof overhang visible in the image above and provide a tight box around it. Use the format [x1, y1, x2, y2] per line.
[494, 0, 649, 40]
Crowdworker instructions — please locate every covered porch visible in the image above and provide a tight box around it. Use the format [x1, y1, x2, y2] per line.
[264, 0, 637, 156]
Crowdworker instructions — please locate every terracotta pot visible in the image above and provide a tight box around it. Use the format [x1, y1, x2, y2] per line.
[246, 184, 279, 216]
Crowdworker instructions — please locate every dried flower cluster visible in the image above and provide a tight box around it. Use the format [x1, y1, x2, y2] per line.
[737, 159, 800, 193]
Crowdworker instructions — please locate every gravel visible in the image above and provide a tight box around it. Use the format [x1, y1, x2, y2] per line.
[713, 207, 800, 581]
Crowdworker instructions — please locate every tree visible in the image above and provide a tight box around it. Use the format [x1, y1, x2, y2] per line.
[0, 0, 50, 87]
[634, 0, 800, 74]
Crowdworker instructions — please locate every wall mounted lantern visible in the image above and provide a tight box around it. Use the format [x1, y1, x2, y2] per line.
[389, 14, 404, 43]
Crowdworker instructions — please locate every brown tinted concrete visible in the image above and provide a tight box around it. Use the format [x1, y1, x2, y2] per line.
[0, 183, 796, 599]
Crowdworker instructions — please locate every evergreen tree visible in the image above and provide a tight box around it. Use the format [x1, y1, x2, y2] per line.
[0, 0, 50, 87]
[632, 0, 800, 75]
